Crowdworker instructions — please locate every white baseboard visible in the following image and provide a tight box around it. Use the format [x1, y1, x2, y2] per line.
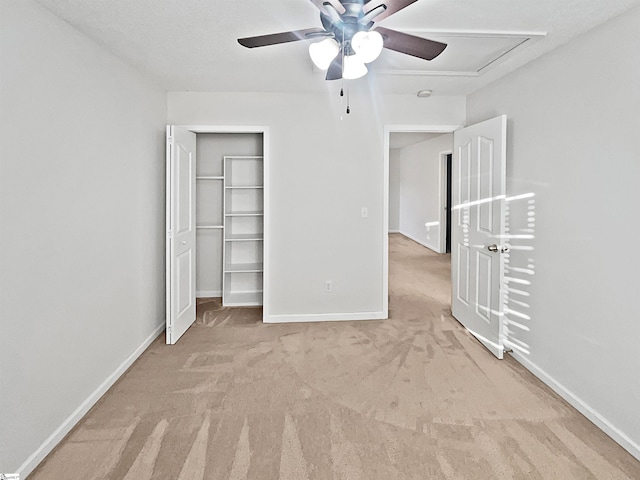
[510, 351, 640, 462]
[389, 229, 401, 233]
[396, 230, 440, 253]
[265, 311, 386, 324]
[18, 322, 165, 478]
[196, 290, 222, 298]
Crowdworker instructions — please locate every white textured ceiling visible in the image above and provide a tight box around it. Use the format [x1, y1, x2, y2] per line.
[34, 0, 640, 95]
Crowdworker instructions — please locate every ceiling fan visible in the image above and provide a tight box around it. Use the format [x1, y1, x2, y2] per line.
[238, 0, 447, 81]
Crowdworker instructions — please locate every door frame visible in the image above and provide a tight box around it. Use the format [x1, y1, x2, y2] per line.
[173, 125, 271, 322]
[383, 124, 462, 317]
[438, 150, 453, 254]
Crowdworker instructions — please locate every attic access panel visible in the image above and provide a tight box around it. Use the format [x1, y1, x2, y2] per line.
[369, 31, 545, 76]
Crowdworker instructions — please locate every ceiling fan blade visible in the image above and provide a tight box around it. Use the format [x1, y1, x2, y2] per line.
[363, 0, 419, 23]
[309, 0, 346, 15]
[376, 27, 447, 61]
[326, 52, 343, 80]
[238, 28, 327, 48]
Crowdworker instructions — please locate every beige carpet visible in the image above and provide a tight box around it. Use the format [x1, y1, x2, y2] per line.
[30, 234, 640, 479]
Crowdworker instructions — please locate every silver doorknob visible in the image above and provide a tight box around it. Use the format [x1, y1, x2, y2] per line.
[181, 241, 187, 245]
[487, 244, 509, 253]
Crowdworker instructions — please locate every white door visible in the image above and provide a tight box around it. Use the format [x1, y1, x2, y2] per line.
[451, 115, 507, 359]
[166, 126, 197, 344]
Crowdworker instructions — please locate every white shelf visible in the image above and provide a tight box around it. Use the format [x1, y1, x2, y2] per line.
[222, 154, 264, 307]
[196, 176, 224, 180]
[197, 225, 223, 229]
[225, 211, 263, 217]
[225, 233, 263, 241]
[223, 291, 263, 307]
[224, 262, 263, 273]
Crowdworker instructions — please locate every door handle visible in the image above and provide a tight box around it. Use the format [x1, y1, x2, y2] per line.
[181, 241, 187, 245]
[487, 244, 509, 253]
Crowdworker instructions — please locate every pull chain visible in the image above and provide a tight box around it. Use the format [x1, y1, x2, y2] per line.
[339, 28, 350, 116]
[339, 84, 350, 115]
[346, 84, 350, 114]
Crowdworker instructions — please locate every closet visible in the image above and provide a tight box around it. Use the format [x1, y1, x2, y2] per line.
[195, 133, 264, 306]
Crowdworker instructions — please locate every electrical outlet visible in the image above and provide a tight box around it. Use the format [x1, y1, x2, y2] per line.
[361, 207, 368, 218]
[325, 280, 332, 293]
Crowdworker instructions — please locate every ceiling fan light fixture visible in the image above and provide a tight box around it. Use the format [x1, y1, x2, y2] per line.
[343, 54, 368, 79]
[309, 38, 340, 70]
[351, 30, 384, 64]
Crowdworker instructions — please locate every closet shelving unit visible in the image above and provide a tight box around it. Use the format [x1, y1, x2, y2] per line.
[222, 156, 264, 306]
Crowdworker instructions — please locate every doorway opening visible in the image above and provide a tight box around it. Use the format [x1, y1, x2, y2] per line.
[383, 125, 459, 319]
[444, 153, 453, 253]
[194, 132, 264, 305]
[386, 130, 454, 253]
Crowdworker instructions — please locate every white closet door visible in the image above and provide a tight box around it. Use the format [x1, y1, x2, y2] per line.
[166, 126, 197, 344]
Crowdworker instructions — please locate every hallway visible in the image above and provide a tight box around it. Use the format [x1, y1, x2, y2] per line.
[30, 234, 640, 479]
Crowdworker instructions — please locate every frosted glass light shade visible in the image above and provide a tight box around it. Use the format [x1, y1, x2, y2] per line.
[351, 30, 383, 63]
[309, 38, 340, 70]
[343, 55, 368, 79]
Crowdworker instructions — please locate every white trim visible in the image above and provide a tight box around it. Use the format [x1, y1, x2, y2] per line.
[180, 125, 268, 134]
[509, 350, 640, 462]
[378, 70, 480, 77]
[389, 229, 401, 233]
[382, 124, 462, 318]
[262, 129, 271, 323]
[17, 323, 165, 479]
[265, 311, 386, 324]
[173, 125, 270, 321]
[399, 28, 548, 38]
[383, 130, 390, 319]
[196, 290, 222, 298]
[165, 126, 172, 344]
[384, 125, 462, 318]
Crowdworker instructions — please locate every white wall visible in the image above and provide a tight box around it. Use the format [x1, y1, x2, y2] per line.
[467, 6, 640, 460]
[398, 134, 452, 252]
[168, 93, 465, 320]
[388, 148, 401, 232]
[0, 0, 167, 475]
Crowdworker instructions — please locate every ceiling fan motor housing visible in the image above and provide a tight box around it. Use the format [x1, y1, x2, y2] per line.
[320, 0, 373, 46]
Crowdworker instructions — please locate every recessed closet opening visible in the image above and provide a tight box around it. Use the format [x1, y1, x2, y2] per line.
[195, 132, 264, 306]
